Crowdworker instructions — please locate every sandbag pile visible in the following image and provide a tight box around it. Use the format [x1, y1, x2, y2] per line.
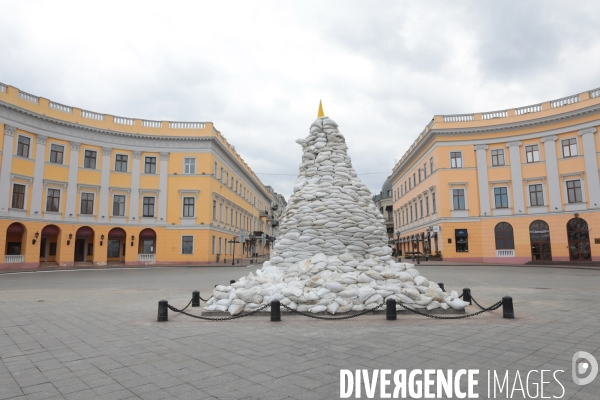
[206, 115, 469, 315]
[205, 254, 470, 314]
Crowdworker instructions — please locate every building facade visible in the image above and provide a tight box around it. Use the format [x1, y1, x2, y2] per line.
[0, 83, 272, 270]
[372, 177, 395, 250]
[265, 185, 287, 238]
[391, 87, 600, 263]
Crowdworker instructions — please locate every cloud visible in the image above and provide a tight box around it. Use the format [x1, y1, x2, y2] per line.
[1, 0, 599, 200]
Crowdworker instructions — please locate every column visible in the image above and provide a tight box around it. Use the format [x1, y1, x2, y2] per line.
[579, 127, 600, 208]
[129, 151, 142, 222]
[0, 125, 16, 214]
[506, 141, 525, 213]
[540, 135, 562, 211]
[474, 145, 490, 216]
[64, 141, 81, 220]
[98, 147, 112, 220]
[29, 135, 47, 217]
[158, 152, 169, 224]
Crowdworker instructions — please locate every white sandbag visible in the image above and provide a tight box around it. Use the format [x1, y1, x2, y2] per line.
[327, 302, 340, 314]
[216, 298, 233, 307]
[309, 305, 327, 313]
[447, 297, 470, 310]
[414, 276, 429, 287]
[337, 289, 359, 298]
[325, 282, 343, 293]
[426, 301, 441, 311]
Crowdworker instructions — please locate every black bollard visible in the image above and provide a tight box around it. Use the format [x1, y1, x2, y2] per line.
[237, 259, 240, 264]
[157, 300, 168, 322]
[386, 299, 397, 321]
[192, 291, 200, 307]
[462, 288, 472, 305]
[224, 258, 226, 264]
[438, 283, 445, 292]
[230, 280, 235, 284]
[502, 296, 514, 319]
[271, 300, 281, 322]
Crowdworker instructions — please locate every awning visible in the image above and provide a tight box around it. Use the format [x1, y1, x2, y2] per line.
[42, 225, 60, 235]
[76, 226, 94, 237]
[139, 228, 156, 238]
[7, 223, 24, 233]
[108, 228, 126, 238]
[455, 229, 468, 238]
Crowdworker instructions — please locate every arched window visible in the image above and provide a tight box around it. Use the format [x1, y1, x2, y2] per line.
[494, 222, 514, 249]
[567, 217, 591, 261]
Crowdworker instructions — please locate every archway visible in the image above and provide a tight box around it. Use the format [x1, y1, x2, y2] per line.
[139, 229, 156, 261]
[5, 222, 26, 263]
[40, 225, 61, 263]
[529, 220, 551, 261]
[74, 226, 94, 262]
[567, 217, 591, 261]
[107, 228, 126, 262]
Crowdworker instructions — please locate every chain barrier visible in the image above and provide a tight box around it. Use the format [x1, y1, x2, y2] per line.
[179, 299, 193, 312]
[167, 297, 503, 321]
[470, 295, 488, 311]
[280, 303, 385, 320]
[199, 296, 212, 302]
[397, 299, 502, 320]
[167, 301, 269, 321]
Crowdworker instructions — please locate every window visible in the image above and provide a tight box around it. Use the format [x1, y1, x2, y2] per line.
[49, 144, 64, 164]
[566, 180, 583, 203]
[430, 157, 434, 174]
[529, 184, 544, 206]
[453, 189, 465, 210]
[450, 152, 462, 168]
[425, 196, 430, 216]
[184, 158, 196, 174]
[525, 145, 540, 163]
[17, 136, 30, 157]
[225, 206, 229, 224]
[423, 163, 427, 178]
[220, 203, 223, 222]
[84, 150, 97, 169]
[432, 193, 436, 213]
[213, 200, 217, 219]
[12, 184, 25, 209]
[46, 189, 60, 212]
[183, 197, 195, 217]
[80, 193, 94, 215]
[182, 236, 193, 254]
[221, 167, 224, 181]
[212, 236, 216, 254]
[494, 187, 509, 208]
[562, 138, 577, 158]
[236, 180, 238, 193]
[409, 178, 412, 190]
[115, 154, 128, 171]
[455, 229, 468, 252]
[145, 157, 156, 174]
[404, 182, 407, 193]
[409, 205, 413, 222]
[418, 170, 421, 183]
[113, 195, 126, 216]
[231, 176, 233, 188]
[214, 162, 218, 177]
[494, 222, 514, 250]
[413, 173, 416, 186]
[219, 237, 222, 254]
[491, 149, 505, 166]
[419, 200, 423, 218]
[143, 197, 155, 217]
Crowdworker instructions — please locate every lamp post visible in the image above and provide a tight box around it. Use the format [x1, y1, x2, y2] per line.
[249, 234, 256, 264]
[230, 236, 239, 266]
[395, 230, 401, 262]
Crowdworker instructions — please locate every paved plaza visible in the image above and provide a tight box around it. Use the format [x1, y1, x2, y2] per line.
[0, 264, 599, 400]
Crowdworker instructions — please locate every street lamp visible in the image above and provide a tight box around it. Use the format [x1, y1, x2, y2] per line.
[248, 234, 256, 264]
[230, 236, 239, 266]
[395, 230, 401, 262]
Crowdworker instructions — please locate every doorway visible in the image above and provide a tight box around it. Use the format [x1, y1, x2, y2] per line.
[567, 217, 591, 261]
[74, 239, 85, 261]
[529, 220, 552, 261]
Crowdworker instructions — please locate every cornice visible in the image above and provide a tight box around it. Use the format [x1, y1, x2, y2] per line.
[0, 100, 271, 201]
[392, 103, 600, 181]
[578, 127, 597, 136]
[540, 135, 558, 143]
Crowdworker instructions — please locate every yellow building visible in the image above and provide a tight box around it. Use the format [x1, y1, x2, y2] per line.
[0, 83, 273, 270]
[391, 87, 600, 264]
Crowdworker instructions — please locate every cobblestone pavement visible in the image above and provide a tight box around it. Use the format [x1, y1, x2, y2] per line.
[0, 265, 599, 400]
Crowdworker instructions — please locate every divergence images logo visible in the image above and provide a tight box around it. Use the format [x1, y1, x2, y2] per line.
[572, 351, 598, 386]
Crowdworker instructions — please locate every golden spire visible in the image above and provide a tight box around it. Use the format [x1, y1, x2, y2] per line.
[317, 100, 324, 118]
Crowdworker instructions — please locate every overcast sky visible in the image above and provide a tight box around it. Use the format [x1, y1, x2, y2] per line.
[1, 1, 599, 198]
